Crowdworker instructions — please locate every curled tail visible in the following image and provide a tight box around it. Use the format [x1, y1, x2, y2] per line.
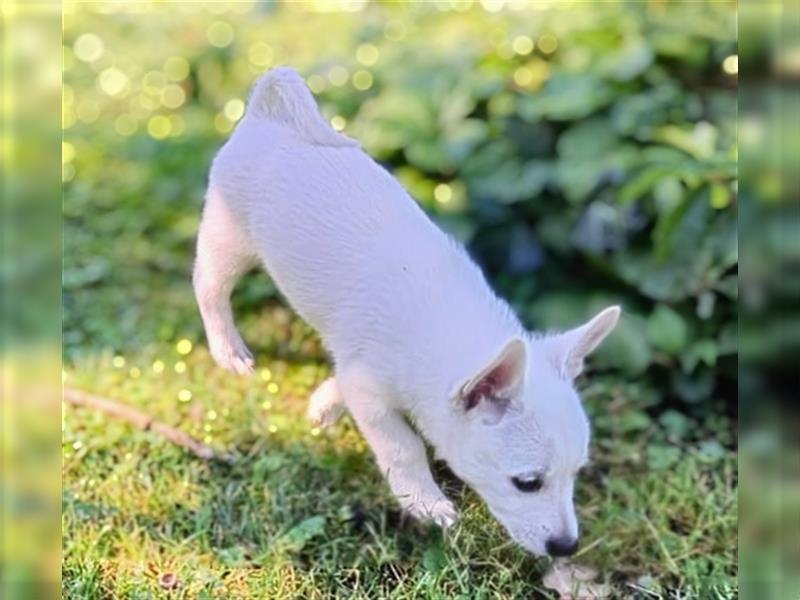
[246, 67, 357, 148]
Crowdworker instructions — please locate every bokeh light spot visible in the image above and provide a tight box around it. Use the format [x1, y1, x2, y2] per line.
[161, 84, 186, 109]
[112, 355, 126, 368]
[164, 56, 190, 81]
[512, 35, 534, 55]
[177, 389, 192, 402]
[207, 21, 234, 48]
[174, 360, 187, 374]
[152, 360, 165, 374]
[480, 0, 505, 13]
[307, 74, 325, 94]
[147, 115, 172, 139]
[224, 98, 245, 121]
[513, 66, 533, 86]
[722, 55, 738, 75]
[356, 43, 379, 66]
[214, 113, 234, 133]
[434, 183, 453, 204]
[328, 65, 349, 87]
[513, 58, 550, 90]
[98, 67, 128, 97]
[176, 339, 193, 355]
[352, 69, 373, 91]
[267, 382, 279, 394]
[538, 33, 558, 54]
[143, 71, 167, 95]
[74, 33, 104, 62]
[248, 42, 273, 67]
[330, 115, 346, 131]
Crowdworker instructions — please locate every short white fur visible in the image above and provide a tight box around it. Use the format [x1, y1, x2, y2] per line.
[193, 67, 620, 556]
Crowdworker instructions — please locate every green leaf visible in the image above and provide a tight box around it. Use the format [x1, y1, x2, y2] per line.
[653, 123, 718, 160]
[594, 312, 653, 375]
[217, 546, 248, 567]
[680, 339, 718, 372]
[422, 541, 447, 573]
[618, 166, 673, 205]
[619, 410, 653, 433]
[659, 410, 692, 440]
[278, 516, 327, 553]
[709, 183, 732, 209]
[697, 440, 726, 463]
[671, 370, 715, 403]
[599, 37, 654, 81]
[646, 305, 689, 354]
[406, 138, 453, 173]
[518, 73, 615, 121]
[557, 118, 618, 160]
[647, 444, 682, 470]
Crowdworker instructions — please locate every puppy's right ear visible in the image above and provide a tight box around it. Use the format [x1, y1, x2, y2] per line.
[455, 338, 526, 424]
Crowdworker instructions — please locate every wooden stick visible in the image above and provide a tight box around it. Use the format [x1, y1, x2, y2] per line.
[63, 387, 233, 463]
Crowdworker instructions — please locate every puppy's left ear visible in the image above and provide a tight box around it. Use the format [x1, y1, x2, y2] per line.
[552, 306, 621, 379]
[455, 338, 526, 424]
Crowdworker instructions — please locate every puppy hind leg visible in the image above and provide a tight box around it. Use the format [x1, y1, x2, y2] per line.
[307, 377, 345, 428]
[193, 191, 257, 376]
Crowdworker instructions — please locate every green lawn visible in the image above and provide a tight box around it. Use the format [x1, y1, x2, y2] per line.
[63, 304, 736, 598]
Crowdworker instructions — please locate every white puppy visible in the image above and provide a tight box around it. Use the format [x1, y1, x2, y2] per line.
[193, 67, 620, 557]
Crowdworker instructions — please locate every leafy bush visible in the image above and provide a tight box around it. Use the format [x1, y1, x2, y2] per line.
[64, 2, 737, 416]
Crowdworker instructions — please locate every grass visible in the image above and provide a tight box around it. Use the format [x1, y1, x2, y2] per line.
[63, 303, 737, 598]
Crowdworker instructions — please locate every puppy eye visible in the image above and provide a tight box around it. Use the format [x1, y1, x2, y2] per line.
[511, 476, 543, 493]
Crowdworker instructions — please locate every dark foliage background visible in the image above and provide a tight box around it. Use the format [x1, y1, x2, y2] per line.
[64, 0, 737, 423]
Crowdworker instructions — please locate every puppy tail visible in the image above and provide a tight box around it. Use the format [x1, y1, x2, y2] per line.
[246, 67, 357, 147]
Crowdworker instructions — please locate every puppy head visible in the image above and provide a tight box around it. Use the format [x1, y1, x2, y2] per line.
[445, 306, 620, 556]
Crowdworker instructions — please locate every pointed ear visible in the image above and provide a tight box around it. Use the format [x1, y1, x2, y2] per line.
[553, 306, 621, 379]
[457, 338, 526, 423]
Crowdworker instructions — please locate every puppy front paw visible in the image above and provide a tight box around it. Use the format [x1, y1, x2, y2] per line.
[402, 495, 459, 529]
[306, 377, 344, 428]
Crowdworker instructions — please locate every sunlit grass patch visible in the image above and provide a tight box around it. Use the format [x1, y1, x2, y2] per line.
[63, 339, 736, 598]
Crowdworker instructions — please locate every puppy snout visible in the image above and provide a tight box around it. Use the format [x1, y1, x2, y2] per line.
[545, 536, 578, 557]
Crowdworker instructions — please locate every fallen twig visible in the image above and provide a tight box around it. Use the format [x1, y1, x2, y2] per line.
[63, 387, 233, 463]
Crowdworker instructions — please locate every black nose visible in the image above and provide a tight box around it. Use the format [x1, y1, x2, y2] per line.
[545, 536, 579, 557]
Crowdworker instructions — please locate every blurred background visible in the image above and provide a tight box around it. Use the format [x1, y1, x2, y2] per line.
[58, 0, 747, 596]
[64, 0, 738, 419]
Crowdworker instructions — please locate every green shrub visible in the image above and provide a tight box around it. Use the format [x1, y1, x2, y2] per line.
[64, 1, 737, 415]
